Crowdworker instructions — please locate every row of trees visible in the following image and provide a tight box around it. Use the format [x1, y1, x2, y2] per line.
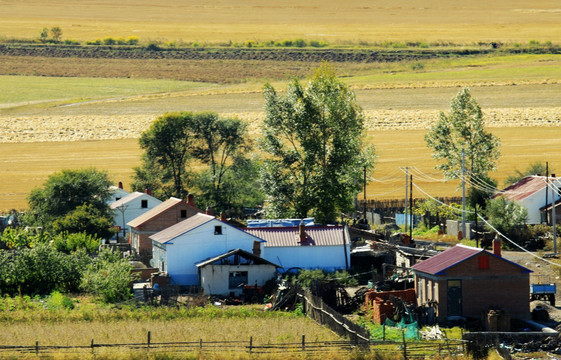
[130, 65, 375, 224]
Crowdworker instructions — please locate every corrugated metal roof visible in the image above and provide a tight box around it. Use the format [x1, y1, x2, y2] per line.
[128, 197, 183, 227]
[494, 176, 558, 202]
[109, 192, 145, 209]
[243, 226, 346, 247]
[412, 245, 482, 275]
[150, 213, 215, 244]
[411, 244, 532, 275]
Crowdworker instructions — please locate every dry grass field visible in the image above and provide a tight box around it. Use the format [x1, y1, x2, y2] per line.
[1, 0, 560, 44]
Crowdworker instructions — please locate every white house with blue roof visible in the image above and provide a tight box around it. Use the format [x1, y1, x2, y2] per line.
[151, 213, 266, 285]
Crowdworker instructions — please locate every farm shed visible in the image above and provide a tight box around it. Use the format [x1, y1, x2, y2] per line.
[411, 242, 532, 323]
[151, 213, 265, 286]
[493, 175, 561, 224]
[128, 195, 201, 263]
[110, 191, 162, 238]
[196, 249, 280, 297]
[243, 223, 351, 271]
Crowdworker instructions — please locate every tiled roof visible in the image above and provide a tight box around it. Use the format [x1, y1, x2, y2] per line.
[411, 244, 532, 275]
[128, 197, 196, 228]
[109, 192, 146, 209]
[243, 226, 346, 247]
[150, 213, 215, 244]
[494, 176, 557, 202]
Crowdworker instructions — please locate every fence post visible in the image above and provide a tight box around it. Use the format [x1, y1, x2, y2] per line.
[147, 331, 151, 348]
[200, 338, 203, 351]
[249, 336, 253, 353]
[35, 341, 39, 356]
[91, 338, 95, 356]
[402, 330, 407, 360]
[302, 335, 306, 352]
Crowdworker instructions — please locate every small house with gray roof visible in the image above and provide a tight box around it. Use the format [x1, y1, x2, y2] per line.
[411, 242, 532, 322]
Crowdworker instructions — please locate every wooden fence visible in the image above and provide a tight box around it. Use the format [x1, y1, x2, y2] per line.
[298, 287, 371, 346]
[358, 197, 463, 212]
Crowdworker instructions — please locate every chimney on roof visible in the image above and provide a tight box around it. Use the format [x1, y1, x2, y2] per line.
[493, 236, 501, 257]
[205, 207, 213, 216]
[252, 240, 261, 256]
[145, 188, 152, 196]
[118, 181, 123, 189]
[187, 194, 196, 207]
[299, 220, 307, 244]
[220, 211, 227, 222]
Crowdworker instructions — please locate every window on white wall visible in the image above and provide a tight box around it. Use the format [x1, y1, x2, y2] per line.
[214, 226, 223, 235]
[229, 271, 248, 289]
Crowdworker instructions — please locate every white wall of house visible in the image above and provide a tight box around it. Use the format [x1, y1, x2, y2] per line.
[262, 244, 350, 271]
[107, 186, 129, 204]
[152, 220, 262, 285]
[199, 264, 277, 296]
[112, 193, 162, 235]
[520, 179, 561, 224]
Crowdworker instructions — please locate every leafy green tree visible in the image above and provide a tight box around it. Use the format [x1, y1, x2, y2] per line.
[504, 161, 551, 186]
[189, 112, 252, 210]
[0, 227, 49, 249]
[194, 156, 265, 215]
[133, 111, 258, 211]
[52, 203, 115, 239]
[133, 112, 194, 199]
[50, 26, 62, 42]
[39, 28, 49, 43]
[260, 65, 375, 224]
[425, 88, 500, 180]
[485, 197, 528, 244]
[25, 168, 113, 231]
[80, 249, 135, 303]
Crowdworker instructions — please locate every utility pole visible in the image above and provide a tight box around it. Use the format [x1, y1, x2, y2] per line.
[363, 166, 367, 221]
[404, 167, 409, 231]
[409, 174, 413, 241]
[545, 162, 549, 225]
[461, 149, 466, 239]
[552, 176, 557, 254]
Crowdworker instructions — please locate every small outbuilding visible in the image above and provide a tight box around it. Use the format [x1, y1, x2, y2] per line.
[196, 248, 280, 297]
[411, 242, 532, 322]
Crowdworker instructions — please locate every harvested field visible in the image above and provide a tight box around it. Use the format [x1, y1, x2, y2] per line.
[1, 0, 560, 43]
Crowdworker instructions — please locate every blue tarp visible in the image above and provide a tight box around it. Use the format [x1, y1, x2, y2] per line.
[395, 213, 420, 227]
[246, 218, 315, 228]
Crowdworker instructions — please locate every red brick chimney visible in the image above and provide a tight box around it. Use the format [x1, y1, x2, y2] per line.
[493, 237, 501, 257]
[205, 207, 213, 216]
[118, 181, 123, 189]
[187, 194, 196, 207]
[220, 212, 227, 222]
[145, 188, 152, 196]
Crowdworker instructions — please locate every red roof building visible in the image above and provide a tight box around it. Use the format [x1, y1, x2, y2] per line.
[493, 175, 561, 224]
[412, 244, 532, 323]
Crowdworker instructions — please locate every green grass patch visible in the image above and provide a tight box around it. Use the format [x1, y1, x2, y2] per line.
[0, 75, 214, 105]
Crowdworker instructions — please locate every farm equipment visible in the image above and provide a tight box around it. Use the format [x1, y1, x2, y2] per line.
[530, 283, 556, 306]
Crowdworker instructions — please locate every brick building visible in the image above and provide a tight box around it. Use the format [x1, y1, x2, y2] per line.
[411, 242, 532, 322]
[128, 195, 201, 264]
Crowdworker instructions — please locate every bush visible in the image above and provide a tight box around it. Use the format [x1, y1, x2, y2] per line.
[103, 37, 116, 45]
[146, 42, 161, 51]
[46, 291, 74, 310]
[0, 244, 90, 296]
[52, 232, 100, 254]
[126, 36, 139, 45]
[80, 249, 136, 303]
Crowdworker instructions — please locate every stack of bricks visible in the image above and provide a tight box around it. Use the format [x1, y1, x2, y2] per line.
[364, 288, 416, 324]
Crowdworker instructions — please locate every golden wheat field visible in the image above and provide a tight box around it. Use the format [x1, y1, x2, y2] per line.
[1, 0, 561, 43]
[1, 0, 561, 211]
